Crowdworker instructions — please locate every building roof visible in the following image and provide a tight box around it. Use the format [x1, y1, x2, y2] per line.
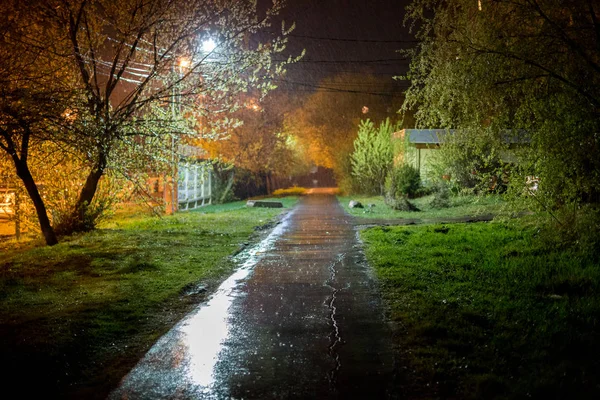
[394, 129, 529, 145]
[393, 129, 453, 144]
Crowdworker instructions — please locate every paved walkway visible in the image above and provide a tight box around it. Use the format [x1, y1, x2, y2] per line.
[111, 193, 394, 399]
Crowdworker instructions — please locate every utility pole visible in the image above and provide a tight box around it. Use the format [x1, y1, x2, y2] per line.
[165, 61, 181, 215]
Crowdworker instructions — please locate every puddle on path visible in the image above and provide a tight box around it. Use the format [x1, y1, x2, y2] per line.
[109, 211, 295, 399]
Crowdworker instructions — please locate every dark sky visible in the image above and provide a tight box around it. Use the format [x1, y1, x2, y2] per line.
[269, 0, 414, 97]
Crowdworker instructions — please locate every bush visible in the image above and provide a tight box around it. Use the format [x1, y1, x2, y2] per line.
[384, 194, 420, 211]
[385, 164, 421, 199]
[429, 182, 451, 209]
[272, 187, 306, 197]
[384, 164, 422, 212]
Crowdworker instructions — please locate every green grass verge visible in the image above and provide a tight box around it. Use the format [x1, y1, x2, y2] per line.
[339, 194, 507, 220]
[361, 222, 600, 399]
[0, 197, 297, 399]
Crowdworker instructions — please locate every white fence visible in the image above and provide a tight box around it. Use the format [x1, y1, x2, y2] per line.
[0, 188, 15, 218]
[177, 163, 212, 210]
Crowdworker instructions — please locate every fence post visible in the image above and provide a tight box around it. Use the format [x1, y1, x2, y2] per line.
[14, 190, 20, 241]
[208, 167, 212, 204]
[200, 164, 206, 205]
[194, 164, 198, 205]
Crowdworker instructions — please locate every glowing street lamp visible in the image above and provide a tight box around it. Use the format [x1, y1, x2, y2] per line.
[202, 38, 217, 53]
[178, 57, 191, 69]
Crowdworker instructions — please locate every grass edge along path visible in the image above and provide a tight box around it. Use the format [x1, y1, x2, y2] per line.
[361, 221, 600, 399]
[338, 194, 507, 222]
[0, 197, 297, 399]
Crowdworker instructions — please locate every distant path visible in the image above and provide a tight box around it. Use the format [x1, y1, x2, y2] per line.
[111, 190, 395, 399]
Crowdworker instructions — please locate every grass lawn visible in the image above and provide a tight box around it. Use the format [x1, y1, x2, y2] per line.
[338, 194, 508, 220]
[0, 197, 297, 399]
[361, 221, 600, 399]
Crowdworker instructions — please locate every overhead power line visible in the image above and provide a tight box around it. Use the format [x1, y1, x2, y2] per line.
[274, 79, 407, 97]
[288, 34, 419, 44]
[277, 58, 409, 64]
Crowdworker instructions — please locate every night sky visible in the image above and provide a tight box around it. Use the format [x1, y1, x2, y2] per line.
[271, 0, 414, 97]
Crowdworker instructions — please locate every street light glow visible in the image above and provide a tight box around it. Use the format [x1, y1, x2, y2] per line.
[179, 58, 191, 68]
[202, 38, 216, 53]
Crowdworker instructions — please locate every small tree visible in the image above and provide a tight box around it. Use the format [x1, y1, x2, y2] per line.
[385, 164, 421, 199]
[350, 118, 399, 195]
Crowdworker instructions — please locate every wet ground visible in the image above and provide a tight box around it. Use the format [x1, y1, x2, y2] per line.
[111, 191, 395, 399]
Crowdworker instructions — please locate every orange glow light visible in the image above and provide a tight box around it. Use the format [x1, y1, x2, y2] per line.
[179, 58, 191, 69]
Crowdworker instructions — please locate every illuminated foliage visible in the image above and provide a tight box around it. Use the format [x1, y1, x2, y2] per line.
[1, 0, 298, 243]
[403, 0, 600, 209]
[0, 0, 74, 244]
[201, 93, 309, 198]
[350, 118, 399, 195]
[284, 73, 405, 184]
[203, 94, 308, 176]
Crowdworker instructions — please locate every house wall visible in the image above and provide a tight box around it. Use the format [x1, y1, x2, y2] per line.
[416, 147, 438, 182]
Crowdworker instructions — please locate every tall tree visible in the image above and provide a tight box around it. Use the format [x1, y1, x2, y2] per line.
[1, 0, 298, 243]
[0, 0, 74, 245]
[403, 0, 600, 207]
[34, 0, 297, 232]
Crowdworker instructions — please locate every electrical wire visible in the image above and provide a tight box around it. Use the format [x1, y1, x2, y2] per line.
[288, 33, 418, 44]
[273, 79, 407, 97]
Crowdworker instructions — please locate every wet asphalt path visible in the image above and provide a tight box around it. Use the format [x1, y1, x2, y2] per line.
[111, 192, 394, 399]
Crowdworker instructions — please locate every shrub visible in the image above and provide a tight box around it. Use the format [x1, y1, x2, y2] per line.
[383, 164, 422, 212]
[385, 164, 421, 200]
[272, 187, 307, 197]
[429, 182, 451, 209]
[350, 118, 399, 195]
[384, 194, 420, 211]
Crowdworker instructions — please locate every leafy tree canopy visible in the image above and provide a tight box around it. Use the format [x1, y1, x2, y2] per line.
[284, 73, 405, 175]
[402, 0, 600, 208]
[0, 0, 298, 243]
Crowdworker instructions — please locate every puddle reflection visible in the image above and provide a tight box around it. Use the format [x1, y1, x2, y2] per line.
[110, 212, 293, 399]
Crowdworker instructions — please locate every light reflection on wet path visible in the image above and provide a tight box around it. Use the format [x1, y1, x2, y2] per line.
[110, 192, 394, 399]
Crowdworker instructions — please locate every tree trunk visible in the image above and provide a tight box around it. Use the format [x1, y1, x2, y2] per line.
[72, 151, 107, 230]
[266, 172, 272, 195]
[219, 170, 235, 204]
[14, 159, 58, 246]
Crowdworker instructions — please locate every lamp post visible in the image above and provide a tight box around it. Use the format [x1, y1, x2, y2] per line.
[165, 39, 216, 214]
[165, 58, 189, 215]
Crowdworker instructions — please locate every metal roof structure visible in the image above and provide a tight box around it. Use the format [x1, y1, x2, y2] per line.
[394, 129, 529, 145]
[406, 129, 452, 144]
